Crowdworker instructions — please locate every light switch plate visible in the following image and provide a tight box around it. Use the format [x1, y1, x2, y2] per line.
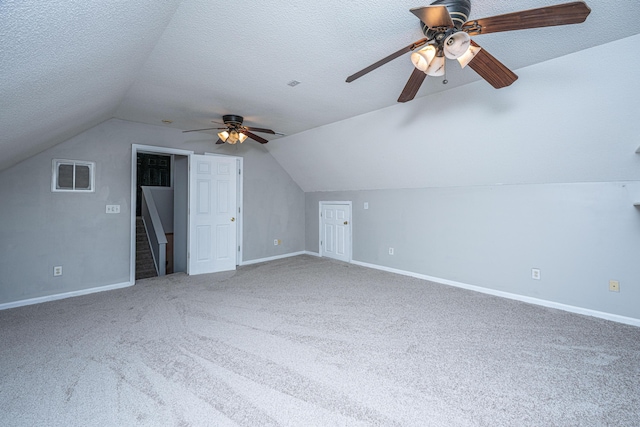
[106, 205, 120, 214]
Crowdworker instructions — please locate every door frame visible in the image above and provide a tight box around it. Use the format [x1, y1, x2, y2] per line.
[318, 201, 353, 262]
[205, 153, 244, 266]
[130, 144, 194, 284]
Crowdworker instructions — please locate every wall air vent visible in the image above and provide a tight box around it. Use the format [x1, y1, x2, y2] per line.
[52, 159, 95, 192]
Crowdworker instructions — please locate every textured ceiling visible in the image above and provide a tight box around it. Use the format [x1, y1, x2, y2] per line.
[1, 0, 639, 171]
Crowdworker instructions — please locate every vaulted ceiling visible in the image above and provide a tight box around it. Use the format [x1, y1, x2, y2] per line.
[1, 0, 639, 171]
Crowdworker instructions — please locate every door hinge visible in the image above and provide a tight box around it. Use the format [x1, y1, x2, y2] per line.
[238, 169, 241, 175]
[238, 207, 241, 213]
[238, 245, 240, 252]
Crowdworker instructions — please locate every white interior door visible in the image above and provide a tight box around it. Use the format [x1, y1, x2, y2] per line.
[320, 203, 351, 262]
[205, 153, 243, 266]
[188, 154, 237, 274]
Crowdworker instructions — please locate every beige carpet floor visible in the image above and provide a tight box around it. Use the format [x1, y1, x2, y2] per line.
[1, 255, 639, 426]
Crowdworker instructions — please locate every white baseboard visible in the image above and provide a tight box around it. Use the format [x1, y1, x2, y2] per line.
[240, 251, 308, 266]
[0, 281, 134, 311]
[351, 260, 640, 328]
[5, 259, 637, 328]
[303, 251, 320, 257]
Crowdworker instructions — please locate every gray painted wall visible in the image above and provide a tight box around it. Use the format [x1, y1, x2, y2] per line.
[307, 182, 640, 319]
[0, 119, 305, 305]
[242, 151, 306, 261]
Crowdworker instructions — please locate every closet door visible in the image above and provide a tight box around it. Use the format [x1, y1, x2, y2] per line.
[320, 203, 351, 263]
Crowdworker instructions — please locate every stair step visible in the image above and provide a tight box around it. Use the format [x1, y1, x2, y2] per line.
[136, 272, 157, 280]
[136, 260, 153, 266]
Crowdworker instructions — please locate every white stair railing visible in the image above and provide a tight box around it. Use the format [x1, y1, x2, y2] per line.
[141, 187, 167, 276]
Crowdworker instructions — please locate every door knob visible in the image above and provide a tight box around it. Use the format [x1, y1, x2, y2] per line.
[231, 217, 235, 222]
[344, 221, 348, 225]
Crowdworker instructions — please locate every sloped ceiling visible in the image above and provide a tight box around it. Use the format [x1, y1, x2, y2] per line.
[267, 35, 640, 192]
[1, 0, 639, 172]
[0, 0, 183, 171]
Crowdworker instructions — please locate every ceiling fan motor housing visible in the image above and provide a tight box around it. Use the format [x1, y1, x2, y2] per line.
[222, 114, 244, 128]
[427, 0, 471, 30]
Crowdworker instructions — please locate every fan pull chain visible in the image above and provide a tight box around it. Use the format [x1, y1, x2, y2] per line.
[443, 60, 448, 85]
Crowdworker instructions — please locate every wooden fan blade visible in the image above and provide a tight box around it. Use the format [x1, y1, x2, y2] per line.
[467, 40, 518, 89]
[244, 131, 268, 144]
[397, 68, 427, 103]
[245, 126, 276, 134]
[183, 127, 226, 133]
[462, 1, 591, 36]
[346, 38, 428, 83]
[410, 5, 454, 28]
[215, 139, 225, 144]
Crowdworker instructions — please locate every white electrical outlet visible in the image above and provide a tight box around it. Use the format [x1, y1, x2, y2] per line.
[53, 266, 62, 276]
[274, 239, 279, 246]
[364, 202, 369, 210]
[106, 205, 120, 214]
[389, 248, 394, 255]
[532, 268, 541, 280]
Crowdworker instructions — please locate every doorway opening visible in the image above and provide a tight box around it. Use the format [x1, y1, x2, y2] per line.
[130, 145, 192, 283]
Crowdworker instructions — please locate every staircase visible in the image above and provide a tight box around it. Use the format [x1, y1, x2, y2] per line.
[136, 217, 157, 280]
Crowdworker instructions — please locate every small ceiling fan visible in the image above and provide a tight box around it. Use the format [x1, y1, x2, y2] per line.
[346, 0, 591, 103]
[183, 114, 281, 144]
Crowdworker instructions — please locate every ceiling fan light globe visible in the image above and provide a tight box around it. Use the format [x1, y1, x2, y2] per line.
[238, 133, 248, 143]
[227, 130, 239, 144]
[426, 55, 445, 77]
[457, 45, 481, 68]
[410, 45, 436, 72]
[410, 52, 428, 72]
[217, 131, 230, 142]
[443, 32, 471, 59]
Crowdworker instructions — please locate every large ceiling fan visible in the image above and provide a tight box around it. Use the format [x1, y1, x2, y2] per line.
[183, 114, 280, 144]
[346, 0, 591, 102]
